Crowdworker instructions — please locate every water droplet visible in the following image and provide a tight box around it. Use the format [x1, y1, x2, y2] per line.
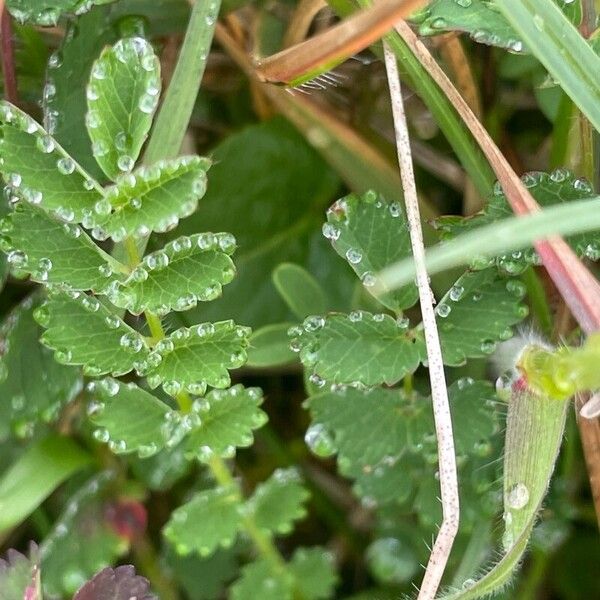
[506, 279, 526, 298]
[93, 428, 110, 443]
[436, 303, 451, 317]
[480, 339, 496, 354]
[322, 222, 340, 240]
[81, 296, 100, 312]
[7, 250, 28, 268]
[139, 94, 158, 114]
[346, 248, 362, 264]
[361, 271, 376, 287]
[120, 332, 144, 353]
[449, 285, 464, 302]
[117, 155, 135, 172]
[348, 310, 363, 322]
[507, 482, 529, 509]
[305, 423, 336, 457]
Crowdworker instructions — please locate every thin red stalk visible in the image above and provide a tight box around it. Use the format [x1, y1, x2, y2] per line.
[0, 3, 18, 105]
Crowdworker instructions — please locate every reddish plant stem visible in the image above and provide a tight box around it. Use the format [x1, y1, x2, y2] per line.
[0, 2, 18, 105]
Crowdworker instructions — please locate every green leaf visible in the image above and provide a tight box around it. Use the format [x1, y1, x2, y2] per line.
[184, 385, 267, 462]
[0, 101, 102, 222]
[412, 0, 580, 54]
[289, 547, 338, 600]
[36, 289, 150, 377]
[98, 156, 210, 240]
[86, 37, 161, 181]
[245, 468, 309, 536]
[231, 559, 293, 600]
[44, 4, 118, 179]
[7, 0, 116, 26]
[144, 321, 251, 395]
[129, 443, 192, 492]
[164, 486, 242, 557]
[0, 203, 124, 291]
[307, 380, 498, 504]
[87, 379, 171, 458]
[106, 233, 235, 315]
[0, 546, 40, 600]
[324, 191, 418, 312]
[290, 312, 423, 386]
[0, 435, 91, 532]
[496, 0, 600, 134]
[40, 472, 128, 598]
[436, 269, 528, 366]
[0, 295, 82, 441]
[272, 263, 327, 319]
[231, 548, 337, 600]
[436, 170, 600, 272]
[247, 323, 298, 368]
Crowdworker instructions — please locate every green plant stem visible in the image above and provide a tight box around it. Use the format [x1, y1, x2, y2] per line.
[131, 533, 180, 600]
[144, 0, 221, 164]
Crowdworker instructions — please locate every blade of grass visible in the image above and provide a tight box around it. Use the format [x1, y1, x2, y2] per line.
[377, 197, 600, 289]
[495, 0, 600, 134]
[144, 0, 221, 163]
[384, 42, 459, 600]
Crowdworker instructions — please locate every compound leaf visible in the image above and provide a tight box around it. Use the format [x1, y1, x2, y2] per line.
[106, 232, 235, 315]
[0, 203, 124, 291]
[289, 312, 423, 386]
[144, 321, 251, 396]
[245, 468, 309, 536]
[435, 169, 600, 273]
[324, 191, 417, 312]
[412, 0, 580, 53]
[98, 156, 210, 240]
[247, 323, 298, 368]
[184, 385, 267, 462]
[0, 101, 102, 222]
[436, 269, 528, 366]
[36, 289, 150, 377]
[7, 0, 117, 26]
[0, 295, 82, 441]
[272, 263, 327, 319]
[41, 473, 129, 598]
[73, 565, 155, 600]
[87, 379, 170, 458]
[86, 37, 161, 181]
[164, 486, 242, 557]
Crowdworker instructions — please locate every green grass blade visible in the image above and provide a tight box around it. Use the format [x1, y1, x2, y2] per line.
[496, 0, 600, 133]
[144, 0, 221, 163]
[377, 197, 600, 291]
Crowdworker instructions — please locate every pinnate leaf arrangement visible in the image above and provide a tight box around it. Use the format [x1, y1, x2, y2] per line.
[0, 0, 599, 598]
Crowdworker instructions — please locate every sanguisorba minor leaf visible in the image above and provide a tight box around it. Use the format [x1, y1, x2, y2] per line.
[86, 37, 161, 181]
[435, 269, 529, 366]
[143, 321, 251, 396]
[184, 385, 267, 462]
[35, 289, 150, 377]
[7, 0, 117, 26]
[0, 295, 82, 441]
[324, 191, 418, 312]
[0, 203, 125, 291]
[164, 486, 243, 557]
[289, 312, 423, 386]
[435, 169, 600, 273]
[0, 101, 102, 222]
[97, 156, 210, 241]
[87, 379, 170, 458]
[244, 468, 309, 536]
[105, 232, 236, 315]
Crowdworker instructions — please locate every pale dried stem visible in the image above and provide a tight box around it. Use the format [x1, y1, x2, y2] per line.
[383, 42, 459, 600]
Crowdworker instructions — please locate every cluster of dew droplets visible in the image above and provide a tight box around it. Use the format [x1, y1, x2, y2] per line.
[87, 37, 161, 174]
[416, 0, 524, 53]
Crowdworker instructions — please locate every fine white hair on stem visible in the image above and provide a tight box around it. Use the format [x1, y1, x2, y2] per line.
[382, 41, 459, 600]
